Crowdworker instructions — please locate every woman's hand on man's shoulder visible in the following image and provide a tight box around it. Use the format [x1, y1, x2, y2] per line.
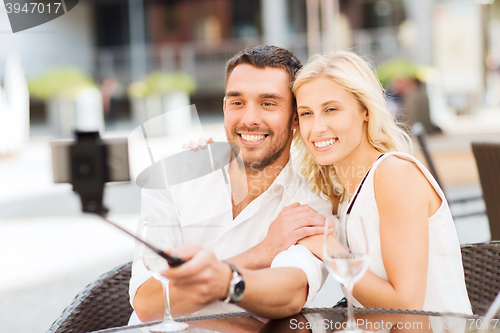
[181, 137, 214, 151]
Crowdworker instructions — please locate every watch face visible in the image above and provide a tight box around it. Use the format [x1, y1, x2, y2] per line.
[231, 279, 245, 302]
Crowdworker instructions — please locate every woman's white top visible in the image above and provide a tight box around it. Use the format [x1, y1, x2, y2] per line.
[338, 151, 472, 314]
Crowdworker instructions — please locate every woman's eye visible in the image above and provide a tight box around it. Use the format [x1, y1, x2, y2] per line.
[326, 107, 338, 112]
[299, 112, 311, 117]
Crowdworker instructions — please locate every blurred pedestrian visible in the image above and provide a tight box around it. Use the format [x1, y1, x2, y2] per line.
[100, 75, 120, 125]
[391, 76, 441, 134]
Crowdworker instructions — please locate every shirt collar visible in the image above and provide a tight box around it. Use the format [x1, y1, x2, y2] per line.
[268, 158, 294, 192]
[228, 158, 294, 200]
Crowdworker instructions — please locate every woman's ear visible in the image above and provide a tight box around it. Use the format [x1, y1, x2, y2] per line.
[363, 107, 369, 122]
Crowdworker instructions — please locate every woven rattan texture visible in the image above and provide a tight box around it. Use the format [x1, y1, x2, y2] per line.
[46, 262, 133, 333]
[461, 241, 500, 315]
[472, 142, 500, 240]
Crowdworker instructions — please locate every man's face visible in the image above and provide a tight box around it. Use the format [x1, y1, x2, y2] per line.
[223, 64, 298, 171]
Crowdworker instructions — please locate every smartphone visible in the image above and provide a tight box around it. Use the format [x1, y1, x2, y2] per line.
[50, 137, 131, 184]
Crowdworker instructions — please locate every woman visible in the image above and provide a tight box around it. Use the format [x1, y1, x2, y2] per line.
[284, 50, 472, 313]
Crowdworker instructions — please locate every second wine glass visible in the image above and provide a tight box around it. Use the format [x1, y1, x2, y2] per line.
[140, 218, 189, 332]
[323, 214, 370, 332]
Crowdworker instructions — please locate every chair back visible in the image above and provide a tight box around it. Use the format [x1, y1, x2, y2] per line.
[46, 262, 133, 333]
[461, 242, 500, 315]
[472, 142, 500, 240]
[411, 122, 442, 187]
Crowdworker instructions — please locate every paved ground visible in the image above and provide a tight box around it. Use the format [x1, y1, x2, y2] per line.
[0, 117, 497, 333]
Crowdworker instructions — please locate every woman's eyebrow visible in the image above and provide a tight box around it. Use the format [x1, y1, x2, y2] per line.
[321, 100, 343, 107]
[297, 100, 342, 110]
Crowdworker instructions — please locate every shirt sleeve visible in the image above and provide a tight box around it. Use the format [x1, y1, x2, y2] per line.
[129, 187, 182, 307]
[271, 244, 328, 307]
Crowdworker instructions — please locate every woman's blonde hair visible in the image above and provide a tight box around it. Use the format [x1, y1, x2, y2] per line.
[292, 51, 412, 203]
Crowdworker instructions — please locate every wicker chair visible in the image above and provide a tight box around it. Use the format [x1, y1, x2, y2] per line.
[411, 123, 484, 219]
[472, 142, 500, 240]
[461, 241, 500, 315]
[46, 262, 134, 333]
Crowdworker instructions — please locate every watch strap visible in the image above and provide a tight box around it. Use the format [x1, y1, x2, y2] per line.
[223, 261, 243, 303]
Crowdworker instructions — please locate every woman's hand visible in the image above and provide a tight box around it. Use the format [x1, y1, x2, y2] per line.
[181, 137, 214, 151]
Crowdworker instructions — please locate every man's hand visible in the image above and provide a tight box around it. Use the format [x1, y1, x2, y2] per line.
[163, 247, 232, 307]
[164, 247, 311, 319]
[231, 203, 326, 269]
[264, 202, 326, 251]
[298, 219, 340, 260]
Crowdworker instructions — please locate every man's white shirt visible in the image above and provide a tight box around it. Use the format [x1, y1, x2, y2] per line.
[129, 158, 332, 324]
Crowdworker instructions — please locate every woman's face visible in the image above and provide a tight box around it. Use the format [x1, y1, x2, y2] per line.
[295, 77, 369, 167]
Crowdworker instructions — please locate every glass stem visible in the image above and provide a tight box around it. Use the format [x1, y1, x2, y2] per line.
[161, 279, 174, 322]
[345, 283, 356, 330]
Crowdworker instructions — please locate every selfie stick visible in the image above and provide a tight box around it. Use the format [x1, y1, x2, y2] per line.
[69, 131, 185, 267]
[98, 215, 185, 267]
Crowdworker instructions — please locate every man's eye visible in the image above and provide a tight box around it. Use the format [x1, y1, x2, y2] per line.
[232, 101, 243, 106]
[262, 102, 275, 107]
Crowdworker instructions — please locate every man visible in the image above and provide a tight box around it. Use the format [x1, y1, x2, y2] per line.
[129, 45, 333, 323]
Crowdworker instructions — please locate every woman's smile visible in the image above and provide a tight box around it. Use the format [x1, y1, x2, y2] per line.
[312, 138, 338, 151]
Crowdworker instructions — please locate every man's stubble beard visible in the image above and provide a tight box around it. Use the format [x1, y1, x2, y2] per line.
[225, 118, 293, 172]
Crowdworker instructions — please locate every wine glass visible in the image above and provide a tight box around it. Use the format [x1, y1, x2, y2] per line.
[140, 218, 189, 332]
[323, 214, 370, 332]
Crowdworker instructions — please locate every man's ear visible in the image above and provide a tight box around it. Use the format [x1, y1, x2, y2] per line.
[223, 97, 227, 113]
[291, 110, 299, 130]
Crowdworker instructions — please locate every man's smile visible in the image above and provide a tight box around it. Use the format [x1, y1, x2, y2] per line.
[238, 133, 269, 146]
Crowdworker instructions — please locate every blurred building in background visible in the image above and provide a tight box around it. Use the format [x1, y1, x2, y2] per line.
[0, 0, 499, 133]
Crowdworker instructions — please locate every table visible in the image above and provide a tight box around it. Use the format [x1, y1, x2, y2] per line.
[89, 307, 497, 333]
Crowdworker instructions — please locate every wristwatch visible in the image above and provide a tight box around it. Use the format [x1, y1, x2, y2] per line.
[223, 261, 245, 303]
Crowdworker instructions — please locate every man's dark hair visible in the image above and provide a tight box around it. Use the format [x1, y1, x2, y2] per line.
[225, 45, 302, 89]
